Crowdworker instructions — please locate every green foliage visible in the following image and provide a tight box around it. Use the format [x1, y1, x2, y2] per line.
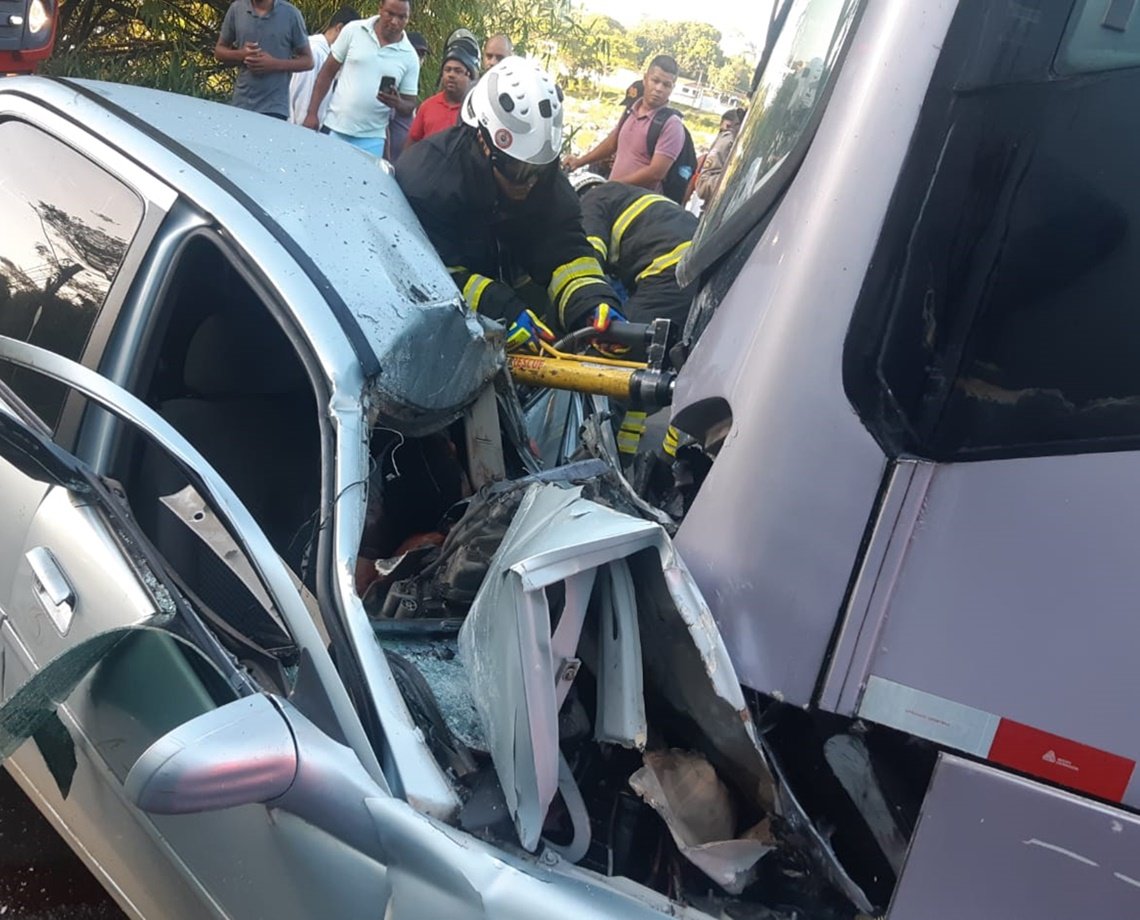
[554, 13, 637, 80]
[628, 19, 724, 80]
[710, 55, 753, 96]
[37, 0, 747, 105]
[40, 0, 495, 98]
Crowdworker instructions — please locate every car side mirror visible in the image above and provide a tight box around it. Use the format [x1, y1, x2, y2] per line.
[125, 694, 389, 857]
[124, 694, 297, 814]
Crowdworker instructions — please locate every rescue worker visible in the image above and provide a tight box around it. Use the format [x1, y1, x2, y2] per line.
[395, 56, 623, 351]
[571, 174, 698, 462]
[573, 176, 698, 330]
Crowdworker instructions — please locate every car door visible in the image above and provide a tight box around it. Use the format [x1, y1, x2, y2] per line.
[0, 339, 394, 919]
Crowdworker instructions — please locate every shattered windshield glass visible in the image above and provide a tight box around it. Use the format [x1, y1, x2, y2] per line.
[681, 0, 862, 282]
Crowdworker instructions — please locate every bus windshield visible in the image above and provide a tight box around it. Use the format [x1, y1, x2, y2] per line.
[680, 0, 862, 284]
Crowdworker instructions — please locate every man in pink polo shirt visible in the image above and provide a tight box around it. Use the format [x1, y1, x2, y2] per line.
[564, 54, 684, 194]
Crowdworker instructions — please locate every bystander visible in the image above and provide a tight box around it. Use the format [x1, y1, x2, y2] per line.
[481, 33, 512, 70]
[404, 38, 477, 149]
[302, 0, 420, 158]
[564, 55, 685, 195]
[693, 107, 745, 205]
[288, 6, 360, 127]
[214, 0, 313, 120]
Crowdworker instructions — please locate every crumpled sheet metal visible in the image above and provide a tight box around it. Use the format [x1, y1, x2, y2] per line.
[631, 540, 776, 815]
[630, 749, 775, 894]
[459, 482, 776, 856]
[458, 484, 662, 852]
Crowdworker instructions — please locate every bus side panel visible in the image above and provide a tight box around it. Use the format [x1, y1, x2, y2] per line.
[889, 754, 1140, 919]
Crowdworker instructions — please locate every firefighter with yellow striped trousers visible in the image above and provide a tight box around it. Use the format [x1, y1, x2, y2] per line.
[395, 56, 621, 353]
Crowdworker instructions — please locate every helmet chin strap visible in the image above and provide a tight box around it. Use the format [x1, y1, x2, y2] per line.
[475, 125, 498, 176]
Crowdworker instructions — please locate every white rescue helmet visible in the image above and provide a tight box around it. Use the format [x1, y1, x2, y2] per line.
[462, 55, 564, 166]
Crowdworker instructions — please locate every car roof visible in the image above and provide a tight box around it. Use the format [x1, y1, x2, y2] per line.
[1, 77, 500, 431]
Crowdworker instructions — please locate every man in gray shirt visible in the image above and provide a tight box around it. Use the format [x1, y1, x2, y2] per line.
[214, 0, 313, 119]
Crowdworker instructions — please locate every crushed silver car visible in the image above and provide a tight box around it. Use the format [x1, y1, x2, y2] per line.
[0, 77, 837, 920]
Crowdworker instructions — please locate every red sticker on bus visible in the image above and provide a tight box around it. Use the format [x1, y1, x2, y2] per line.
[989, 719, 1135, 802]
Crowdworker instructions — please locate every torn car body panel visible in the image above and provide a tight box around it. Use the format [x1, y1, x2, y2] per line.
[459, 482, 775, 858]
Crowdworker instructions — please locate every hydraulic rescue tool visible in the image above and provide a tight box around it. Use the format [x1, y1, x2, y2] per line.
[505, 317, 676, 410]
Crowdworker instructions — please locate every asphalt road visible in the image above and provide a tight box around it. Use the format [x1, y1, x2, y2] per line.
[0, 769, 125, 919]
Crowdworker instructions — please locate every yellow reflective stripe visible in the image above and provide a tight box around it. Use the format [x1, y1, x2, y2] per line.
[622, 411, 647, 431]
[618, 411, 647, 454]
[662, 425, 680, 458]
[635, 241, 692, 282]
[555, 277, 612, 326]
[548, 256, 605, 301]
[587, 235, 608, 260]
[555, 276, 605, 308]
[447, 265, 467, 276]
[610, 194, 671, 263]
[617, 431, 642, 454]
[461, 274, 494, 312]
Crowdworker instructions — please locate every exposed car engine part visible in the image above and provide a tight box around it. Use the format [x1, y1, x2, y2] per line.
[359, 430, 468, 564]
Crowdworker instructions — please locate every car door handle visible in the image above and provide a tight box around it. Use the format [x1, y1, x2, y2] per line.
[25, 547, 76, 634]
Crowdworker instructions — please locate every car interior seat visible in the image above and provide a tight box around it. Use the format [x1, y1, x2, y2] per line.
[132, 305, 321, 599]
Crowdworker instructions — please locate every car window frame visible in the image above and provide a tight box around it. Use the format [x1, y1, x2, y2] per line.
[0, 335, 387, 791]
[1054, 0, 1140, 76]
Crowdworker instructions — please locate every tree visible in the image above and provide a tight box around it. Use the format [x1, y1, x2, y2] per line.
[42, 0, 499, 98]
[555, 14, 637, 80]
[628, 19, 724, 80]
[710, 55, 753, 96]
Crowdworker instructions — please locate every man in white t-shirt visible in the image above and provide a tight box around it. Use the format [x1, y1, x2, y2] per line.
[302, 0, 420, 158]
[288, 6, 360, 126]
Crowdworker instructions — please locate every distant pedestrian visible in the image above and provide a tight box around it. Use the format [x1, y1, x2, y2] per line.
[288, 6, 361, 127]
[694, 107, 745, 204]
[386, 30, 429, 161]
[404, 36, 477, 149]
[482, 33, 512, 71]
[214, 0, 314, 120]
[302, 0, 420, 158]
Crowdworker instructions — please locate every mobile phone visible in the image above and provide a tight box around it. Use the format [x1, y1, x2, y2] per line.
[379, 76, 396, 94]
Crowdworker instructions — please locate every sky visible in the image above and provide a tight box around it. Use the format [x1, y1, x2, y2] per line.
[579, 0, 775, 58]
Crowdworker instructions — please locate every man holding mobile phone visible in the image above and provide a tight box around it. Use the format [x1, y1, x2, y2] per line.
[303, 0, 420, 157]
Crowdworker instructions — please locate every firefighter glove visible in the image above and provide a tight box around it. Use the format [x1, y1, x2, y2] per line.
[588, 303, 631, 356]
[589, 302, 628, 333]
[506, 309, 556, 354]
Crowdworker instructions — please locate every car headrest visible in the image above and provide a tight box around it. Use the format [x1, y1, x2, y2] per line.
[183, 311, 308, 397]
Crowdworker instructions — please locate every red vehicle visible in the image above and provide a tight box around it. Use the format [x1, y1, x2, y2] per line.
[0, 0, 57, 74]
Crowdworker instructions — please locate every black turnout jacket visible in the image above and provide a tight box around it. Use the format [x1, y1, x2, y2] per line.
[396, 126, 617, 331]
[578, 181, 698, 294]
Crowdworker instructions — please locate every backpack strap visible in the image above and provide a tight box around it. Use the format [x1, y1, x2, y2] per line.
[645, 107, 681, 158]
[616, 104, 634, 137]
